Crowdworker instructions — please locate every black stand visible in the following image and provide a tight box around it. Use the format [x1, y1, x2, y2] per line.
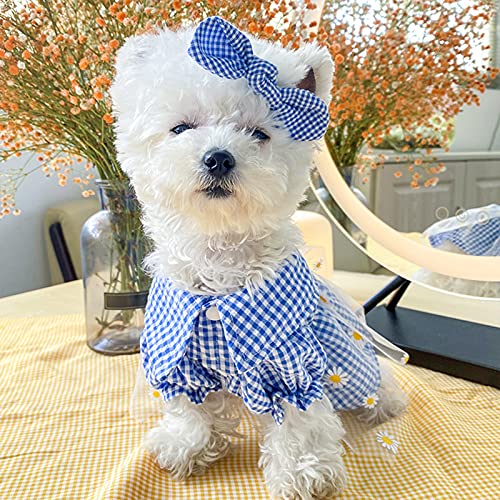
[363, 276, 500, 389]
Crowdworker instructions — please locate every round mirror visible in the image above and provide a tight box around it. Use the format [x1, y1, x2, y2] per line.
[309, 0, 500, 299]
[312, 143, 500, 299]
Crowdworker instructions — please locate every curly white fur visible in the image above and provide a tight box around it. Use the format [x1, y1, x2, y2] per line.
[111, 23, 406, 499]
[259, 399, 347, 500]
[144, 392, 242, 479]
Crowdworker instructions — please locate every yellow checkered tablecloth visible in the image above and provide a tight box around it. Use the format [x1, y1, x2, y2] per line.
[1, 314, 499, 499]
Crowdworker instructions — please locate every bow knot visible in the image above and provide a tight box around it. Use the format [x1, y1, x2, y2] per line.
[188, 17, 329, 141]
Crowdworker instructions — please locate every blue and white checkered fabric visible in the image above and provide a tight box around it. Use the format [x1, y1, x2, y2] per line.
[187, 16, 330, 142]
[142, 253, 381, 424]
[426, 204, 500, 257]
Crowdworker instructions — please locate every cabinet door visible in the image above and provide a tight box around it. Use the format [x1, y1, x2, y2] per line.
[464, 160, 500, 209]
[373, 162, 466, 232]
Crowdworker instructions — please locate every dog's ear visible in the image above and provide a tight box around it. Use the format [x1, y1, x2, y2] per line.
[254, 39, 333, 106]
[296, 68, 316, 94]
[291, 44, 333, 106]
[110, 32, 165, 177]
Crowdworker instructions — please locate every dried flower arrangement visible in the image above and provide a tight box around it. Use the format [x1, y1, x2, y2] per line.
[0, 0, 317, 215]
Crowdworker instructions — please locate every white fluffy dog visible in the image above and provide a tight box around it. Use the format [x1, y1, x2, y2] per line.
[111, 17, 407, 500]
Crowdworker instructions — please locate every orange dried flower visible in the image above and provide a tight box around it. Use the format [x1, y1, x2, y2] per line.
[248, 22, 258, 34]
[2, 0, 492, 214]
[334, 53, 345, 64]
[78, 58, 89, 70]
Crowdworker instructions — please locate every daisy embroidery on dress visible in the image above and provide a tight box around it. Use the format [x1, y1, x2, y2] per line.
[363, 393, 379, 409]
[151, 390, 161, 399]
[314, 258, 324, 270]
[352, 330, 366, 346]
[328, 366, 350, 388]
[376, 430, 399, 454]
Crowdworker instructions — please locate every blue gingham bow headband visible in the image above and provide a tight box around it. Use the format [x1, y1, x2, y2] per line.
[188, 16, 330, 141]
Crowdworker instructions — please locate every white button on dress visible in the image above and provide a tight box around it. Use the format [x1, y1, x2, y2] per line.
[206, 305, 220, 321]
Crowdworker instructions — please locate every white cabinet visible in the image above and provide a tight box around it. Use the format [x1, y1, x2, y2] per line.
[464, 161, 500, 209]
[368, 153, 500, 232]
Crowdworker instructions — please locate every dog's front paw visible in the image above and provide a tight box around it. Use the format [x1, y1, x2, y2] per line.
[260, 400, 347, 499]
[260, 451, 347, 500]
[144, 395, 233, 479]
[145, 419, 231, 479]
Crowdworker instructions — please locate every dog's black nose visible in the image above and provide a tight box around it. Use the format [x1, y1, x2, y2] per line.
[203, 150, 235, 178]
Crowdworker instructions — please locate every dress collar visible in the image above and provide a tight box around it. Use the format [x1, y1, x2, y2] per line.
[142, 252, 318, 377]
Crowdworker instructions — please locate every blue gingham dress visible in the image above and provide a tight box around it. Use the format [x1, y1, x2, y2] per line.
[141, 253, 381, 424]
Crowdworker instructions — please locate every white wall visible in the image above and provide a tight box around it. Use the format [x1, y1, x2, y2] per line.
[451, 88, 500, 151]
[0, 155, 93, 298]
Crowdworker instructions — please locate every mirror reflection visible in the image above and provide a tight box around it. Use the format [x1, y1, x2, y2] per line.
[306, 0, 500, 298]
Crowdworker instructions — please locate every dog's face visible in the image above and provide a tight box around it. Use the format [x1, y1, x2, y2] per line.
[111, 27, 333, 236]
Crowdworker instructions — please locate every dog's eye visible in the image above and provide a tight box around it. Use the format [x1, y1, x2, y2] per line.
[171, 123, 193, 135]
[251, 128, 270, 142]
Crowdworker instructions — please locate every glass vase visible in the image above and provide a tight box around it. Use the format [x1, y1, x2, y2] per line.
[310, 166, 368, 247]
[81, 180, 152, 355]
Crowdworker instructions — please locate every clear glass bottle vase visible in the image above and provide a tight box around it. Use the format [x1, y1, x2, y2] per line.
[81, 180, 152, 355]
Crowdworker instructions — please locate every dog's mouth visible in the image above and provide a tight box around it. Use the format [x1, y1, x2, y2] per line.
[201, 186, 233, 199]
[197, 177, 235, 199]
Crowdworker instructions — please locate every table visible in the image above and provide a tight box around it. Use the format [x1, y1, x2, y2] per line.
[1, 275, 499, 499]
